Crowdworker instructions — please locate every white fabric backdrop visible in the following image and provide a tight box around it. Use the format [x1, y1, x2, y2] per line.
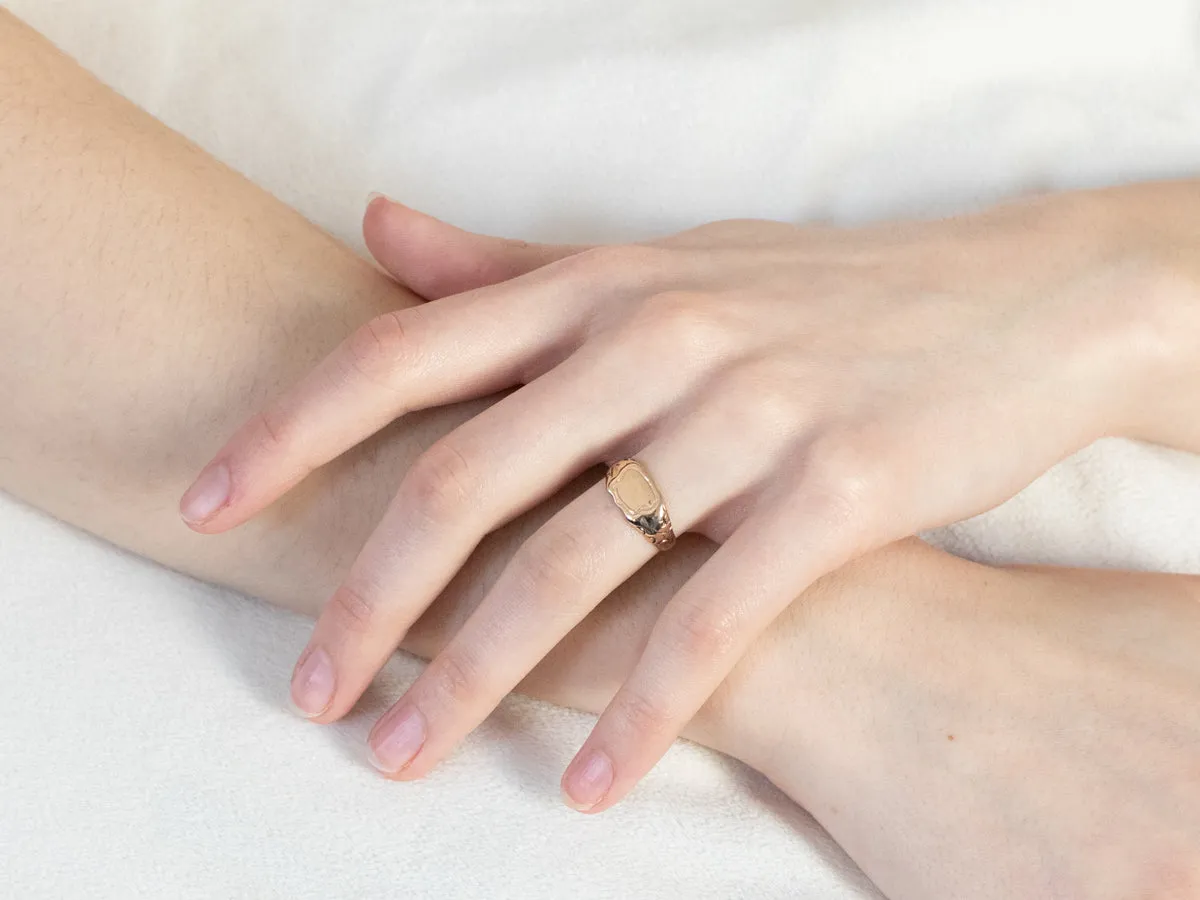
[3, 1, 1200, 897]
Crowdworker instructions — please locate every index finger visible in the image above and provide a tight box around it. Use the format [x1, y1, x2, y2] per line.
[178, 266, 590, 533]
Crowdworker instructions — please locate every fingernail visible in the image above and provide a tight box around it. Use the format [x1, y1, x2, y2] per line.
[368, 705, 427, 774]
[179, 463, 231, 526]
[562, 749, 614, 812]
[366, 191, 391, 206]
[289, 646, 336, 719]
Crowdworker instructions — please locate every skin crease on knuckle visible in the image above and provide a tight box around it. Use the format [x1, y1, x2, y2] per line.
[510, 521, 596, 606]
[611, 684, 677, 742]
[342, 307, 424, 392]
[402, 437, 478, 531]
[422, 647, 483, 709]
[245, 404, 294, 458]
[326, 581, 380, 636]
[665, 594, 742, 663]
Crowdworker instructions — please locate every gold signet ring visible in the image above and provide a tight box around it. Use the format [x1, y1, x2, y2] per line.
[604, 459, 676, 551]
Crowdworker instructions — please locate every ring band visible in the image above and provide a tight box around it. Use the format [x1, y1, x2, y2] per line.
[604, 458, 676, 551]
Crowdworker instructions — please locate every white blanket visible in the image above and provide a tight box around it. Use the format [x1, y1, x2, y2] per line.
[3, 1, 1200, 897]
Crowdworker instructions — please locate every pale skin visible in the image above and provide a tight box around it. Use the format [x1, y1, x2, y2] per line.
[187, 69, 1200, 813]
[3, 10, 1200, 897]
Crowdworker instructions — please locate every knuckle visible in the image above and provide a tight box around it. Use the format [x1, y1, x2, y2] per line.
[510, 523, 593, 601]
[800, 434, 887, 535]
[342, 310, 422, 386]
[252, 406, 293, 454]
[326, 582, 378, 634]
[667, 597, 739, 660]
[425, 649, 481, 704]
[627, 291, 729, 354]
[615, 687, 675, 738]
[404, 439, 476, 525]
[718, 362, 804, 439]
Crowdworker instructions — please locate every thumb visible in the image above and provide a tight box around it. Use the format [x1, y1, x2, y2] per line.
[362, 194, 589, 300]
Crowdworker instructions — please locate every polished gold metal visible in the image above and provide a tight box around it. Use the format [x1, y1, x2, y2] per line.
[604, 458, 676, 551]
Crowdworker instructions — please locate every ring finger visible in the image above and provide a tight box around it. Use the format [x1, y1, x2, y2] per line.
[289, 335, 705, 721]
[364, 403, 778, 780]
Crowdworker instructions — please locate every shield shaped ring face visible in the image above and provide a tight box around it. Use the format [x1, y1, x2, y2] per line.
[605, 459, 676, 551]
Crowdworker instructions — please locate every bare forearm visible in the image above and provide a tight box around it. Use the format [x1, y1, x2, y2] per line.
[0, 10, 761, 760]
[0, 9, 436, 603]
[10, 22, 1200, 897]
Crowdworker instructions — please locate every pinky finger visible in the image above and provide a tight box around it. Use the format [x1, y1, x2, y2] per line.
[561, 481, 880, 813]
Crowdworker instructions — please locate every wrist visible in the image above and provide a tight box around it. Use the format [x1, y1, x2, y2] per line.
[1053, 183, 1200, 449]
[708, 541, 1008, 802]
[688, 550, 902, 780]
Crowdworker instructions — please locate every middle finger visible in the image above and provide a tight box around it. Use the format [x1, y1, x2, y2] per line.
[364, 400, 777, 779]
[291, 334, 705, 722]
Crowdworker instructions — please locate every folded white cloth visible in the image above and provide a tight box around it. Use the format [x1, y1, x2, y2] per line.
[3, 1, 1199, 897]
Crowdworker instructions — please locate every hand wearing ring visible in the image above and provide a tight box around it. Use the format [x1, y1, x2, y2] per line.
[181, 190, 1190, 813]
